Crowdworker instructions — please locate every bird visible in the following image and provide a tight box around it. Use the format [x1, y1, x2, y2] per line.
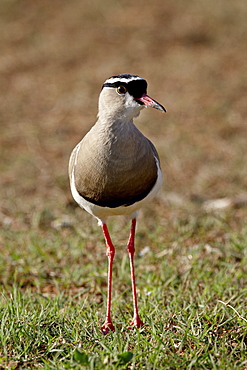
[69, 73, 166, 334]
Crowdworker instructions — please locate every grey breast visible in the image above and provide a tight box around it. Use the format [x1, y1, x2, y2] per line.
[72, 122, 159, 208]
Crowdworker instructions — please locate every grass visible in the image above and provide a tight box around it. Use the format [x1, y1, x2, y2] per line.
[1, 208, 247, 368]
[1, 0, 247, 368]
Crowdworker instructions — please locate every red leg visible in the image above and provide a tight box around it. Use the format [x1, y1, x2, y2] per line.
[100, 223, 115, 334]
[127, 219, 144, 329]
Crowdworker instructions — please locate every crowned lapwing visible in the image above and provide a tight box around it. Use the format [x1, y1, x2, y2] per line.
[69, 73, 165, 334]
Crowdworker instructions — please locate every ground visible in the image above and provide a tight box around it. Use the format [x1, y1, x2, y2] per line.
[0, 0, 247, 368]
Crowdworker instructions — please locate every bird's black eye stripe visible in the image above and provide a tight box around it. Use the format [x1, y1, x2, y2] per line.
[128, 80, 147, 99]
[103, 82, 128, 89]
[102, 79, 147, 99]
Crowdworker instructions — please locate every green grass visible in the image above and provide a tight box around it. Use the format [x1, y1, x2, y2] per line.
[1, 208, 247, 369]
[1, 0, 247, 367]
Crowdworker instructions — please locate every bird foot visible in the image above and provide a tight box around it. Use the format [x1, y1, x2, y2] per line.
[127, 316, 144, 330]
[101, 321, 115, 335]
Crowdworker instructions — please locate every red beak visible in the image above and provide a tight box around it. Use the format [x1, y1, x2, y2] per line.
[135, 94, 166, 112]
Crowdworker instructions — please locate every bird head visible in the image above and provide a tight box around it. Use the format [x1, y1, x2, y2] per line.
[98, 74, 166, 121]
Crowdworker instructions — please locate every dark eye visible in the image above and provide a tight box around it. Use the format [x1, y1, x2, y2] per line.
[116, 85, 127, 95]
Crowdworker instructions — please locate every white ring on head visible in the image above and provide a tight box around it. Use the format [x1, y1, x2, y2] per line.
[104, 76, 144, 85]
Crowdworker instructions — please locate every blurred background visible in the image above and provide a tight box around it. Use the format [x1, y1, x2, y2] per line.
[0, 0, 246, 232]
